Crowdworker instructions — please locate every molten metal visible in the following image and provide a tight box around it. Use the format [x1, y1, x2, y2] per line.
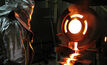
[63, 42, 80, 65]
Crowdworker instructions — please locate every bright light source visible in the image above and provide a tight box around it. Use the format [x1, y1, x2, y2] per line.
[104, 36, 107, 42]
[62, 42, 80, 65]
[83, 20, 88, 35]
[70, 14, 83, 19]
[64, 19, 69, 33]
[68, 19, 82, 34]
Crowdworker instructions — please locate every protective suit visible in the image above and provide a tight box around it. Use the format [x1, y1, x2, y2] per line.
[0, 0, 35, 65]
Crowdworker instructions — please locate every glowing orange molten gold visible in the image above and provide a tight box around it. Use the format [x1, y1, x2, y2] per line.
[63, 42, 80, 65]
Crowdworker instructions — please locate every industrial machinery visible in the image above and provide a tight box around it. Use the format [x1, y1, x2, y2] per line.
[56, 0, 107, 65]
[31, 0, 107, 65]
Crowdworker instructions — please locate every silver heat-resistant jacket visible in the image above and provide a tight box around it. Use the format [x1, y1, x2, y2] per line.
[0, 0, 35, 65]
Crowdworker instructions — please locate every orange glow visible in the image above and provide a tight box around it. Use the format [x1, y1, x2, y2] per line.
[29, 42, 34, 53]
[83, 20, 88, 35]
[15, 12, 20, 17]
[70, 14, 83, 19]
[28, 5, 34, 29]
[62, 42, 80, 65]
[68, 42, 73, 49]
[74, 42, 79, 51]
[68, 19, 82, 34]
[104, 36, 107, 42]
[64, 19, 69, 33]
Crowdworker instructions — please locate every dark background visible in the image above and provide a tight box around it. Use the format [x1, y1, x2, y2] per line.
[30, 0, 107, 65]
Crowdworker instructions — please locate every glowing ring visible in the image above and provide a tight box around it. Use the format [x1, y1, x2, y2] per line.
[63, 14, 88, 35]
[70, 14, 83, 19]
[83, 20, 88, 35]
[64, 19, 69, 33]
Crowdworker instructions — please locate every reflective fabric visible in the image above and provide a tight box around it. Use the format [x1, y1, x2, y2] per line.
[0, 0, 35, 30]
[0, 0, 35, 65]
